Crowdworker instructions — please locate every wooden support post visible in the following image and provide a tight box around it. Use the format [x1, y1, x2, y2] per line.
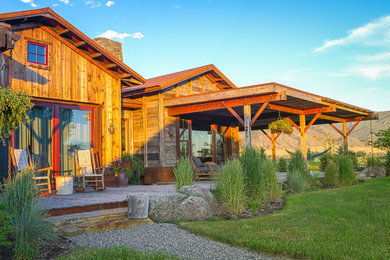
[212, 124, 217, 163]
[244, 104, 251, 148]
[271, 132, 276, 163]
[299, 114, 307, 160]
[343, 121, 348, 153]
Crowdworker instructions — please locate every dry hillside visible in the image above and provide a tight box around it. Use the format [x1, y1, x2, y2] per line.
[239, 111, 390, 157]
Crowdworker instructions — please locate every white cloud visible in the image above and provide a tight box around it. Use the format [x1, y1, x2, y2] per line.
[20, 0, 37, 7]
[349, 64, 390, 80]
[97, 30, 144, 40]
[174, 5, 181, 8]
[105, 1, 114, 7]
[60, 0, 70, 4]
[85, 0, 102, 8]
[315, 15, 390, 52]
[357, 52, 390, 62]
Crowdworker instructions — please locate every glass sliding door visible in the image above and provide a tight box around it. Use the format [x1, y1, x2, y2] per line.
[192, 130, 213, 162]
[59, 108, 92, 176]
[178, 119, 192, 158]
[14, 106, 53, 169]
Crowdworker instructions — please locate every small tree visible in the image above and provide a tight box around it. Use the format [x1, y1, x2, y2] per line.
[366, 127, 390, 151]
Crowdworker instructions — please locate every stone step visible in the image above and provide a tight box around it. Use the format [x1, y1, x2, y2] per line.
[47, 207, 153, 236]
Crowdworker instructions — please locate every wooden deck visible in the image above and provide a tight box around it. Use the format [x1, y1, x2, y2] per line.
[39, 182, 213, 213]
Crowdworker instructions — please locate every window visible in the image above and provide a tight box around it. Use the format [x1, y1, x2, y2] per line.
[27, 41, 47, 65]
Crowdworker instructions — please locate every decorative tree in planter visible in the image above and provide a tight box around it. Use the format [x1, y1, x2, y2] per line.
[0, 87, 33, 143]
[268, 118, 293, 135]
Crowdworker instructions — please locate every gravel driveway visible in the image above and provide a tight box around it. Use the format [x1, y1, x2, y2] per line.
[69, 223, 282, 260]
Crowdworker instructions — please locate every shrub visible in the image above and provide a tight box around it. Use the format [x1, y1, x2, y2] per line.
[286, 151, 312, 192]
[320, 153, 333, 171]
[240, 147, 266, 201]
[262, 159, 282, 201]
[122, 153, 144, 185]
[173, 157, 194, 190]
[1, 170, 57, 259]
[215, 159, 246, 213]
[286, 172, 306, 193]
[366, 157, 378, 167]
[278, 157, 287, 172]
[386, 151, 390, 177]
[209, 216, 223, 222]
[323, 160, 338, 187]
[248, 201, 261, 214]
[336, 155, 356, 186]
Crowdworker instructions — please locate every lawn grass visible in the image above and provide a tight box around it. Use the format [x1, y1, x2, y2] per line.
[57, 247, 179, 260]
[180, 177, 390, 259]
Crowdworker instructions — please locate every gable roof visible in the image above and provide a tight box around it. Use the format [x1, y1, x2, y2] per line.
[0, 8, 145, 85]
[121, 64, 236, 96]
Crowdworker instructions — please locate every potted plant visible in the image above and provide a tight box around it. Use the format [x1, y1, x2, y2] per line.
[112, 161, 130, 187]
[268, 118, 293, 135]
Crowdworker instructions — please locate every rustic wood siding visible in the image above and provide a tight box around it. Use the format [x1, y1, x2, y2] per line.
[1, 26, 122, 165]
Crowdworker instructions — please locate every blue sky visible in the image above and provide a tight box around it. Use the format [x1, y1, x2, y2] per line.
[3, 0, 390, 111]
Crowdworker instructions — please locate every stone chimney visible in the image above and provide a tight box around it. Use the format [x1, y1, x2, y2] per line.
[93, 37, 123, 61]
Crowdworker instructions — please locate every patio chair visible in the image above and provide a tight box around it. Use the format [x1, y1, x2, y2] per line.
[74, 148, 105, 192]
[191, 157, 222, 180]
[10, 148, 53, 196]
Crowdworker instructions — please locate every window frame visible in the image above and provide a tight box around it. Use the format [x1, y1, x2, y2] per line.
[27, 41, 48, 66]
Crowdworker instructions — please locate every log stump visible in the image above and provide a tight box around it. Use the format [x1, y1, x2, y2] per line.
[127, 193, 149, 219]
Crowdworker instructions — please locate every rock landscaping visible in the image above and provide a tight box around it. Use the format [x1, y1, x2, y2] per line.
[356, 166, 387, 182]
[149, 185, 221, 222]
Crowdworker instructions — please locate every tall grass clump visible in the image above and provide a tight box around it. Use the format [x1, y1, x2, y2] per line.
[278, 157, 287, 172]
[1, 169, 58, 259]
[240, 147, 266, 201]
[323, 160, 338, 187]
[262, 160, 282, 201]
[173, 157, 194, 190]
[215, 159, 246, 213]
[286, 150, 312, 192]
[336, 155, 356, 186]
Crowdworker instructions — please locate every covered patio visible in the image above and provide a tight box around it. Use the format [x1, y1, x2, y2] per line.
[165, 82, 378, 161]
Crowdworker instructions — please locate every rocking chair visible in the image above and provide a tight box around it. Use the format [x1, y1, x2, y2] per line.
[10, 148, 53, 196]
[74, 148, 105, 192]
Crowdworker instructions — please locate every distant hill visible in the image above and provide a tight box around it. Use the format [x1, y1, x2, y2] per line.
[240, 111, 390, 157]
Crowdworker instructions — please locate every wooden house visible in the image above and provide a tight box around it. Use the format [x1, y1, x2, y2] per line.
[0, 8, 144, 179]
[0, 8, 378, 184]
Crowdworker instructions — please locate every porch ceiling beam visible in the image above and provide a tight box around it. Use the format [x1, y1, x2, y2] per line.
[167, 93, 282, 116]
[319, 114, 346, 123]
[330, 123, 343, 136]
[165, 85, 284, 107]
[261, 129, 272, 141]
[285, 117, 300, 132]
[250, 102, 269, 127]
[305, 113, 321, 132]
[267, 104, 335, 115]
[223, 103, 244, 126]
[347, 120, 361, 136]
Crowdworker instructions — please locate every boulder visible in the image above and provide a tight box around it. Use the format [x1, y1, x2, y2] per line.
[149, 185, 221, 222]
[359, 166, 387, 178]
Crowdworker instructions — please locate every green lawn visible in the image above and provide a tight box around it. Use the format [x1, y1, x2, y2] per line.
[57, 247, 179, 260]
[180, 177, 390, 259]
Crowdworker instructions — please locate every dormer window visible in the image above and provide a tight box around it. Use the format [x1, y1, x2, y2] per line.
[27, 41, 47, 65]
